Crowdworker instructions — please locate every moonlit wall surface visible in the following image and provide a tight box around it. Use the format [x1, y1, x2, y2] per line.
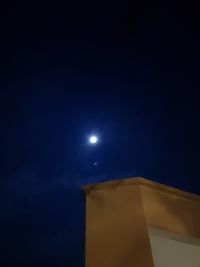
[148, 228, 200, 267]
[84, 177, 200, 267]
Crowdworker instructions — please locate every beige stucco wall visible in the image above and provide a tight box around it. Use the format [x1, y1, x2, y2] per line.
[83, 178, 200, 267]
[85, 184, 154, 267]
[140, 184, 200, 238]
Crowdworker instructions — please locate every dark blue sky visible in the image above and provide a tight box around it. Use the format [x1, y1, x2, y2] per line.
[0, 1, 200, 266]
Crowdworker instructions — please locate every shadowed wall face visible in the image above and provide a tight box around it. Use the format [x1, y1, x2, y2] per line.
[148, 228, 200, 267]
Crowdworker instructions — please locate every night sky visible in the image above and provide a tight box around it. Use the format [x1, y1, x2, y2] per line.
[0, 1, 200, 266]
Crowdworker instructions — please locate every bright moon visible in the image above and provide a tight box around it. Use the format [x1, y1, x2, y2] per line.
[89, 135, 98, 144]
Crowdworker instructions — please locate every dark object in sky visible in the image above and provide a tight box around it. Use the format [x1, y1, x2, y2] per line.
[120, 14, 136, 42]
